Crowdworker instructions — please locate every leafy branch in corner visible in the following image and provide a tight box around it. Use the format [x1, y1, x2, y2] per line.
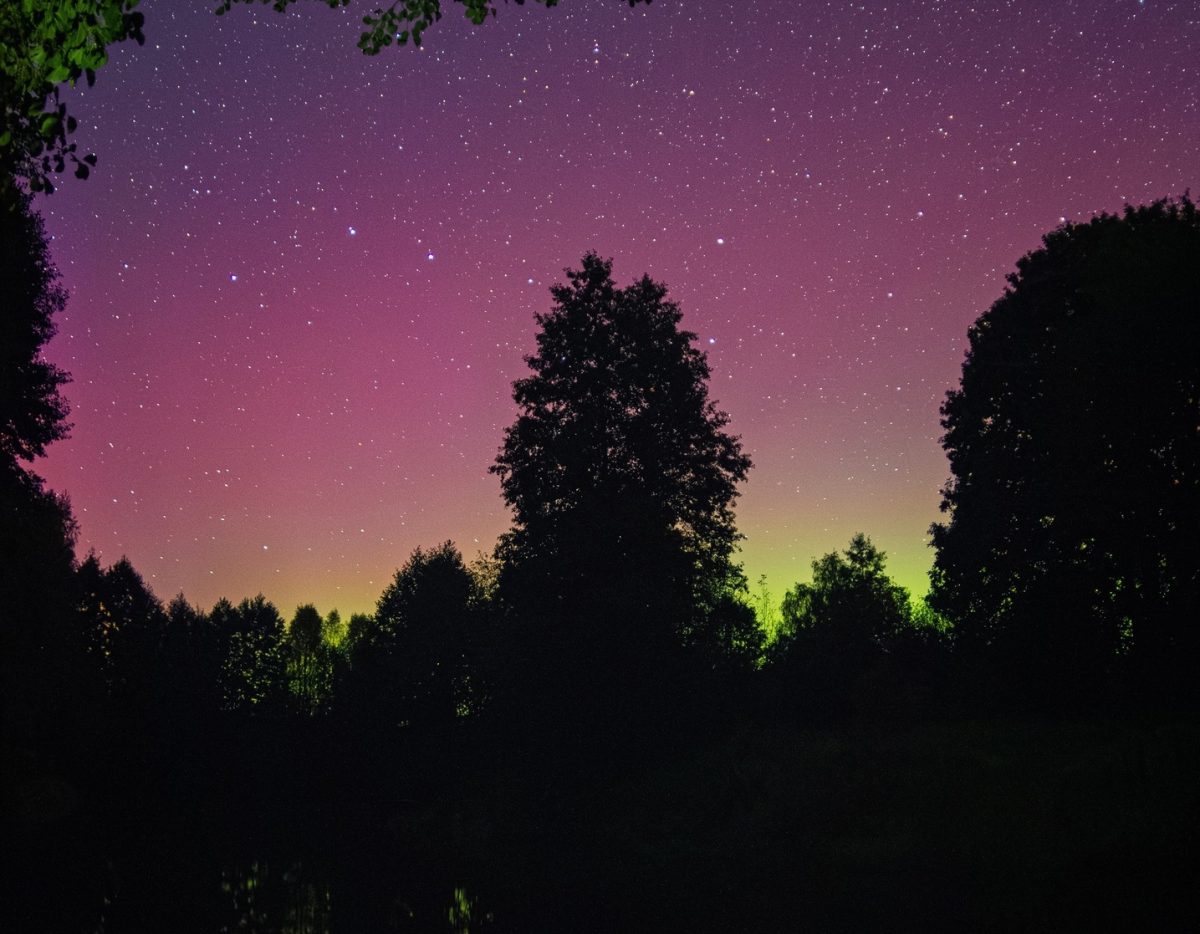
[0, 1, 145, 194]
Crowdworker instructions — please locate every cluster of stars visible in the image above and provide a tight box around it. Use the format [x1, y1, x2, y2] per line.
[36, 0, 1198, 615]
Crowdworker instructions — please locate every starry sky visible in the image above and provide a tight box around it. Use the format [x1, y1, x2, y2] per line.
[36, 0, 1199, 618]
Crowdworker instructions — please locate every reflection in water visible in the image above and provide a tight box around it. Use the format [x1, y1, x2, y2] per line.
[216, 861, 490, 933]
[220, 861, 332, 934]
[449, 885, 493, 934]
[397, 882, 494, 933]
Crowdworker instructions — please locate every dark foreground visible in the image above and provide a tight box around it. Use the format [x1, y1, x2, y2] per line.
[5, 716, 1199, 932]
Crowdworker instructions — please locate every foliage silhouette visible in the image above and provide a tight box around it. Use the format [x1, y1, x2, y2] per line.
[162, 592, 220, 715]
[341, 542, 478, 731]
[216, 0, 651, 53]
[0, 1, 144, 194]
[491, 253, 752, 740]
[0, 189, 70, 463]
[77, 553, 167, 701]
[930, 196, 1200, 708]
[0, 459, 84, 744]
[0, 190, 85, 746]
[285, 603, 337, 714]
[214, 595, 287, 713]
[693, 592, 764, 675]
[767, 534, 944, 719]
[776, 533, 910, 652]
[341, 610, 373, 651]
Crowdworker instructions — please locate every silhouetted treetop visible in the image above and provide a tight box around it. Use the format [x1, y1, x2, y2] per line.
[493, 252, 751, 594]
[930, 196, 1200, 703]
[289, 604, 324, 653]
[213, 595, 286, 711]
[777, 533, 910, 653]
[488, 254, 753, 729]
[344, 542, 478, 728]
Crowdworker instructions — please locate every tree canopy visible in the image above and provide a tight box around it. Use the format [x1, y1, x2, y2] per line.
[343, 542, 478, 729]
[930, 196, 1200, 704]
[777, 533, 910, 653]
[213, 594, 286, 711]
[493, 253, 751, 619]
[490, 254, 752, 731]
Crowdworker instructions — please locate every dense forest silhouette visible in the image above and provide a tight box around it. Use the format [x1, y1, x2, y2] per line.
[3, 194, 1199, 931]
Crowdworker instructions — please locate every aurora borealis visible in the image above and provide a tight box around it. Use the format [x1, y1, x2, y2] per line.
[35, 0, 1199, 616]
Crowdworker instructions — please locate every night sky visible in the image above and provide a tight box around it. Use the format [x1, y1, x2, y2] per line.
[36, 0, 1199, 618]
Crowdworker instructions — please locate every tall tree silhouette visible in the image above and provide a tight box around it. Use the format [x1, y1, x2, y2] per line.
[491, 253, 751, 730]
[0, 190, 85, 744]
[0, 189, 69, 463]
[930, 197, 1200, 707]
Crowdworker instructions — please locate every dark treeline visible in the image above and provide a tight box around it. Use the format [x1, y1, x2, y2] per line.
[3, 195, 1199, 930]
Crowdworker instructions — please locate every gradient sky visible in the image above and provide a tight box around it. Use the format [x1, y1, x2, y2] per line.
[35, 0, 1199, 618]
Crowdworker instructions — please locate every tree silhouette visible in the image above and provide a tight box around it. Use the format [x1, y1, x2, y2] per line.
[776, 534, 910, 653]
[491, 253, 751, 732]
[343, 543, 477, 731]
[0, 190, 84, 745]
[768, 534, 929, 720]
[693, 592, 764, 675]
[324, 608, 343, 643]
[0, 459, 83, 744]
[930, 197, 1200, 706]
[0, 189, 70, 463]
[214, 595, 286, 713]
[162, 593, 216, 715]
[342, 611, 373, 650]
[77, 553, 167, 702]
[285, 603, 337, 714]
